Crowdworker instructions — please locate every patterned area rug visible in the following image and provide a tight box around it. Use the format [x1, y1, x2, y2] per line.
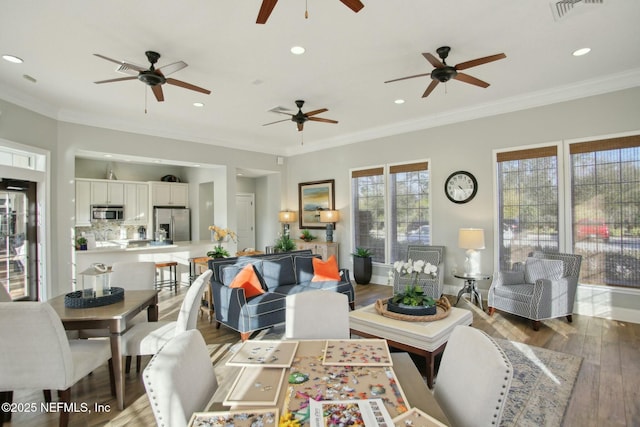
[495, 339, 582, 427]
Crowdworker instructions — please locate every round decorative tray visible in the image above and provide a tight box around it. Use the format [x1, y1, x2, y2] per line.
[64, 287, 124, 308]
[375, 296, 452, 322]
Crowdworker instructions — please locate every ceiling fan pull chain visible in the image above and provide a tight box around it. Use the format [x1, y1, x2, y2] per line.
[305, 0, 309, 19]
[144, 86, 148, 114]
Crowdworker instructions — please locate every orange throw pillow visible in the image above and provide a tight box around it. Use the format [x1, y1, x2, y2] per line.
[229, 264, 265, 298]
[312, 255, 341, 282]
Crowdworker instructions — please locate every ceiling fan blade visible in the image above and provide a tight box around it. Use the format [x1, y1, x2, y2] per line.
[94, 54, 147, 76]
[384, 73, 430, 84]
[339, 0, 365, 13]
[93, 53, 127, 66]
[94, 76, 137, 84]
[308, 117, 338, 124]
[422, 79, 439, 98]
[454, 72, 490, 88]
[151, 85, 164, 102]
[455, 53, 506, 71]
[257, 0, 278, 24]
[297, 122, 304, 132]
[262, 118, 291, 126]
[166, 78, 211, 94]
[158, 61, 188, 76]
[423, 53, 444, 68]
[305, 108, 328, 117]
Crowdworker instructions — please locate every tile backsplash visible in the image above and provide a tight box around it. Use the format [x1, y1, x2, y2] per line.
[76, 221, 143, 241]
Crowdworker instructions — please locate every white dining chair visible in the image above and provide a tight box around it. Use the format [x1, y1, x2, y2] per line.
[0, 302, 114, 427]
[143, 329, 218, 427]
[284, 290, 350, 339]
[434, 325, 513, 427]
[122, 269, 212, 372]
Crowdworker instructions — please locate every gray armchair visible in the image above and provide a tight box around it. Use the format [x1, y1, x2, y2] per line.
[488, 251, 582, 330]
[393, 245, 445, 299]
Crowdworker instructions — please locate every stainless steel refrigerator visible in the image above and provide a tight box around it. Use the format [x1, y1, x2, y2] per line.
[153, 207, 191, 242]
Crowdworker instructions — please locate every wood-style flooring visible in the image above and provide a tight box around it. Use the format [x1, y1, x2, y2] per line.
[4, 283, 639, 426]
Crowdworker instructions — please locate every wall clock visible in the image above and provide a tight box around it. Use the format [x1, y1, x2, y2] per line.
[444, 171, 477, 204]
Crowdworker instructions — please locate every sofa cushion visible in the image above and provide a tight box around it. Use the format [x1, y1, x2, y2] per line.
[262, 256, 297, 291]
[312, 255, 341, 282]
[524, 257, 564, 283]
[293, 254, 321, 283]
[221, 260, 266, 289]
[228, 264, 265, 298]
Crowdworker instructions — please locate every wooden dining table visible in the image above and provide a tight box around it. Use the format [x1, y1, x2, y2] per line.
[47, 289, 159, 410]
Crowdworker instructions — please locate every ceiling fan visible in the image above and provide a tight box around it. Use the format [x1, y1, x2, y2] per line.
[263, 100, 338, 131]
[256, 0, 364, 24]
[385, 46, 506, 98]
[93, 51, 211, 102]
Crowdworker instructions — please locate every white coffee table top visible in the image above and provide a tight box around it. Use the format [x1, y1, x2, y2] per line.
[349, 303, 473, 352]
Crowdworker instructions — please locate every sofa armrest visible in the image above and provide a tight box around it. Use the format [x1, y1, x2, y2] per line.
[210, 279, 248, 323]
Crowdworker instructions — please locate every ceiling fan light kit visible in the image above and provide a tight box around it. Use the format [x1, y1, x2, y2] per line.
[385, 46, 506, 99]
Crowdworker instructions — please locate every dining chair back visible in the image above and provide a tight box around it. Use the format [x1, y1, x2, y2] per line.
[0, 302, 113, 427]
[143, 329, 217, 427]
[434, 325, 513, 427]
[122, 270, 212, 366]
[110, 261, 156, 290]
[284, 290, 350, 339]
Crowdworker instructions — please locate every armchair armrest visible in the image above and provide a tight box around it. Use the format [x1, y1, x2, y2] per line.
[530, 276, 574, 319]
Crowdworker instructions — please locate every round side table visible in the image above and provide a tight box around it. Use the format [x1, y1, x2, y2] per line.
[453, 273, 491, 310]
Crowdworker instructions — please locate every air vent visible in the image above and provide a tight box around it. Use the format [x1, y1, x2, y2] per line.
[551, 0, 603, 21]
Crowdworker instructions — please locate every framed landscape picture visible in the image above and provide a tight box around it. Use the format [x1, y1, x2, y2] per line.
[298, 179, 335, 229]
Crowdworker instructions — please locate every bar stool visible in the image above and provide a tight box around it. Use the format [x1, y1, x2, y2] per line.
[155, 261, 178, 292]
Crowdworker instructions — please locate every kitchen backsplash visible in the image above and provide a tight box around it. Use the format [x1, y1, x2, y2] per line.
[76, 221, 144, 242]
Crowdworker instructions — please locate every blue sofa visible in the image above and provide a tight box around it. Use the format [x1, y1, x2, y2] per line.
[208, 250, 354, 340]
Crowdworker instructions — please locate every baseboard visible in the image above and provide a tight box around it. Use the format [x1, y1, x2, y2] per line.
[574, 283, 640, 324]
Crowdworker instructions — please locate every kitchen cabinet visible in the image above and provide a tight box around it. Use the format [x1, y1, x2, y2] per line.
[296, 241, 339, 263]
[150, 182, 188, 207]
[123, 183, 149, 226]
[75, 180, 91, 226]
[91, 180, 124, 205]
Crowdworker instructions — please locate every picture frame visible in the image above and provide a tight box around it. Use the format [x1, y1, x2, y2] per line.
[298, 179, 335, 229]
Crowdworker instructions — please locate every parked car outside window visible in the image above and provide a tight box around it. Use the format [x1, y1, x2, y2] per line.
[576, 219, 610, 242]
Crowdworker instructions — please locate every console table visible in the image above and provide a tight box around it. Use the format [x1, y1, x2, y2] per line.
[295, 240, 339, 261]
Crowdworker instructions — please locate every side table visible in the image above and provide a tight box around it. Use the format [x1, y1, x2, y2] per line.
[454, 273, 491, 310]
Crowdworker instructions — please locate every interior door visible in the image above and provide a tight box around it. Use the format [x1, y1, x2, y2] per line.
[236, 194, 255, 251]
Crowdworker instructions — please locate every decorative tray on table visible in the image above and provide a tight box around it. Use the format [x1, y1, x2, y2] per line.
[374, 296, 452, 322]
[64, 287, 124, 308]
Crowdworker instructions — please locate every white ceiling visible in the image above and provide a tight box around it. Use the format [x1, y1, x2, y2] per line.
[1, 0, 639, 157]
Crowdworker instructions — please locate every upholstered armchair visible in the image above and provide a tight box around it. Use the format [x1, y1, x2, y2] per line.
[488, 251, 582, 330]
[393, 245, 445, 299]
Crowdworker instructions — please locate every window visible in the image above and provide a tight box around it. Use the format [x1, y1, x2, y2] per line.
[352, 162, 430, 264]
[570, 135, 640, 287]
[496, 146, 559, 270]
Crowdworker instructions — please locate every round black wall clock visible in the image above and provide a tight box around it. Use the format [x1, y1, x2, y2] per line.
[444, 171, 478, 204]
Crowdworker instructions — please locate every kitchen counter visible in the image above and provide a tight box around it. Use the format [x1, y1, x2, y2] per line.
[74, 240, 218, 286]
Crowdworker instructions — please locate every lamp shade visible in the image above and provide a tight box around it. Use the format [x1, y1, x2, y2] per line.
[319, 210, 340, 223]
[279, 211, 297, 223]
[458, 228, 485, 250]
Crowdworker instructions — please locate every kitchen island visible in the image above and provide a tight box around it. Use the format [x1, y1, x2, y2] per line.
[74, 240, 218, 286]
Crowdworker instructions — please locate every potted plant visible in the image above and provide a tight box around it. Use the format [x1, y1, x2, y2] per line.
[274, 234, 296, 252]
[76, 236, 88, 251]
[207, 225, 237, 258]
[352, 247, 373, 285]
[300, 229, 316, 242]
[387, 259, 438, 315]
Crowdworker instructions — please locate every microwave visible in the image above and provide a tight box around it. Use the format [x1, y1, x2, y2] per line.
[91, 205, 124, 221]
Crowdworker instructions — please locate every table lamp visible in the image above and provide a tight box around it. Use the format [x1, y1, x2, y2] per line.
[278, 210, 297, 237]
[319, 210, 340, 242]
[458, 228, 485, 276]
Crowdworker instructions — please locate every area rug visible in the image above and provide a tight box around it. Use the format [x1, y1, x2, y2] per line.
[254, 326, 582, 427]
[495, 339, 582, 427]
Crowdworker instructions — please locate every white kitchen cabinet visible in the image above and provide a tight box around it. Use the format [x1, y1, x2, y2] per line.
[75, 180, 91, 226]
[91, 180, 124, 205]
[150, 182, 188, 207]
[124, 183, 149, 225]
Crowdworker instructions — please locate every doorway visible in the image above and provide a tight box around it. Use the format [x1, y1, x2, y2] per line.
[0, 179, 38, 300]
[236, 193, 255, 251]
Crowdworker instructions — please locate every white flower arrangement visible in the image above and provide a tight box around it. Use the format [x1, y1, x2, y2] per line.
[388, 259, 437, 285]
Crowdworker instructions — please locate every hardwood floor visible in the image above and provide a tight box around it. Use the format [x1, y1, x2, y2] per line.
[4, 283, 639, 426]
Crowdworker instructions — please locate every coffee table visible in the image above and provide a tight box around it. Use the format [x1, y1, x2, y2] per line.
[349, 303, 473, 388]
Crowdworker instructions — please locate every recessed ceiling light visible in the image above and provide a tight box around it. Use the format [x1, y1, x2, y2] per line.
[290, 46, 305, 55]
[394, 99, 405, 104]
[103, 154, 113, 158]
[2, 55, 23, 64]
[572, 48, 591, 57]
[153, 160, 162, 163]
[193, 102, 204, 107]
[193, 164, 201, 167]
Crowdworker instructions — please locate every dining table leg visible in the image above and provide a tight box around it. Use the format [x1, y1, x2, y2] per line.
[109, 333, 125, 410]
[147, 303, 158, 322]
